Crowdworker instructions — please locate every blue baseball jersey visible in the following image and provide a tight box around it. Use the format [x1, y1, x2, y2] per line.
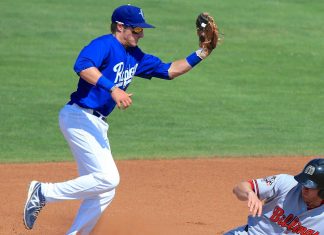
[70, 34, 172, 116]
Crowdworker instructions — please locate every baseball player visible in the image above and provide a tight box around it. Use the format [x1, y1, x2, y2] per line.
[23, 4, 219, 235]
[224, 158, 324, 235]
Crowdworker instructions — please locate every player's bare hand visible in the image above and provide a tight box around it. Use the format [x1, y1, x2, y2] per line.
[111, 87, 133, 110]
[247, 191, 263, 217]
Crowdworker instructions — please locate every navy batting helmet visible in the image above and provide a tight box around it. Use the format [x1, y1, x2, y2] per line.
[294, 158, 324, 199]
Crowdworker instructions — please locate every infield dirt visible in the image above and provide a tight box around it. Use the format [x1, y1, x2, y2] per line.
[0, 156, 313, 235]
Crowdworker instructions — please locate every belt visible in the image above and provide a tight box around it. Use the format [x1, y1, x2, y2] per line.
[67, 101, 107, 121]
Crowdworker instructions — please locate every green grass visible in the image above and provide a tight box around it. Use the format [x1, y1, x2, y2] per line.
[1, 0, 324, 162]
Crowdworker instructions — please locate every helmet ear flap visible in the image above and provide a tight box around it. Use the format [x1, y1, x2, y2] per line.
[318, 189, 324, 199]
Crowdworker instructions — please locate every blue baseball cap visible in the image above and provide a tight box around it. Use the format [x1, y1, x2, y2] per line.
[111, 5, 155, 28]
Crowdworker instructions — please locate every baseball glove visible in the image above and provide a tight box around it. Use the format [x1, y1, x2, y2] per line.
[196, 12, 219, 58]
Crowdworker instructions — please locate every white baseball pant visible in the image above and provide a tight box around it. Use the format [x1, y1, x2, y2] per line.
[41, 104, 120, 235]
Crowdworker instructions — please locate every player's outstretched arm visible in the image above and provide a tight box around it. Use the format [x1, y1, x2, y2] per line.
[168, 59, 192, 79]
[233, 181, 263, 217]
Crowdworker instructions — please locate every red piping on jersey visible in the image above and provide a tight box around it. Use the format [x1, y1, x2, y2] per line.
[248, 180, 259, 198]
[248, 180, 254, 191]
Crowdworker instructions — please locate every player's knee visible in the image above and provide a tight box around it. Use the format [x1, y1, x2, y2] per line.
[93, 172, 120, 189]
[102, 172, 120, 189]
[109, 173, 120, 188]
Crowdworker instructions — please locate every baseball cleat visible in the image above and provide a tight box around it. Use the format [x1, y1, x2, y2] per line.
[23, 181, 46, 230]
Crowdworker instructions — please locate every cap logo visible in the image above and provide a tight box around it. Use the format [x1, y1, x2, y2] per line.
[139, 9, 145, 20]
[304, 165, 315, 175]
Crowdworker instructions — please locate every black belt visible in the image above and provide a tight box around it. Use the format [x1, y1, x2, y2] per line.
[91, 110, 107, 121]
[67, 101, 107, 121]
